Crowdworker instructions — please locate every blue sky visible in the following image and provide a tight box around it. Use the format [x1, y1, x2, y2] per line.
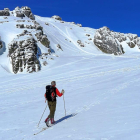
[1, 0, 140, 36]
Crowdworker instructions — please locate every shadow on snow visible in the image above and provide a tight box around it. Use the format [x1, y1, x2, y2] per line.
[55, 113, 77, 125]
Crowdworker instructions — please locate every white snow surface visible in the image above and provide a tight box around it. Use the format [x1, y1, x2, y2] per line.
[0, 14, 140, 140]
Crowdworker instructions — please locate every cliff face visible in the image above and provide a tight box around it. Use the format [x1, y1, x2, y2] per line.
[8, 35, 40, 73]
[94, 27, 140, 55]
[15, 6, 35, 20]
[0, 8, 10, 16]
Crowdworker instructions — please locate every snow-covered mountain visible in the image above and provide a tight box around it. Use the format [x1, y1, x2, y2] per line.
[0, 6, 140, 140]
[0, 6, 140, 74]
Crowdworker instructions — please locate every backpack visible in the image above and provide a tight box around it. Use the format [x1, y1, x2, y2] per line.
[46, 85, 57, 101]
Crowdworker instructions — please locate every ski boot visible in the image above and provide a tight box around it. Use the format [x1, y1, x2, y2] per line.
[45, 118, 50, 127]
[51, 118, 55, 124]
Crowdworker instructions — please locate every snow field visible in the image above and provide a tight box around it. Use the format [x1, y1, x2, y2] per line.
[0, 15, 140, 140]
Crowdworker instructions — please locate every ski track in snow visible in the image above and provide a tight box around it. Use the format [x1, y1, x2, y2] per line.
[0, 62, 140, 95]
[49, 22, 96, 55]
[36, 17, 80, 53]
[36, 16, 98, 55]
[0, 55, 139, 93]
[20, 75, 140, 140]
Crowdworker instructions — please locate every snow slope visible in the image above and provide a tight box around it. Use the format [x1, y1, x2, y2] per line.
[0, 13, 140, 140]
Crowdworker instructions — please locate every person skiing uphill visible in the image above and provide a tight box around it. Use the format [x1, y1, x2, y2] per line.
[44, 81, 65, 126]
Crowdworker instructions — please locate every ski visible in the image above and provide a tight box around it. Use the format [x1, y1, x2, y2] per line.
[34, 114, 76, 135]
[34, 124, 53, 135]
[34, 127, 48, 135]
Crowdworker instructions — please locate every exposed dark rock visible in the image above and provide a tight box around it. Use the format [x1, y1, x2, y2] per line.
[29, 13, 35, 20]
[8, 36, 40, 73]
[77, 40, 81, 44]
[127, 41, 136, 48]
[137, 38, 140, 48]
[127, 33, 138, 41]
[33, 22, 50, 48]
[94, 26, 126, 55]
[77, 40, 85, 47]
[77, 24, 82, 27]
[0, 9, 10, 16]
[26, 25, 36, 29]
[45, 22, 49, 25]
[16, 20, 25, 22]
[86, 34, 90, 37]
[51, 15, 62, 21]
[21, 6, 35, 20]
[16, 11, 25, 18]
[40, 35, 50, 48]
[80, 44, 84, 47]
[43, 61, 47, 66]
[49, 58, 54, 60]
[4, 8, 10, 11]
[48, 48, 51, 54]
[17, 30, 31, 37]
[16, 24, 24, 28]
[33, 21, 40, 26]
[35, 30, 43, 40]
[56, 44, 63, 51]
[15, 6, 20, 11]
[36, 25, 43, 31]
[88, 38, 92, 40]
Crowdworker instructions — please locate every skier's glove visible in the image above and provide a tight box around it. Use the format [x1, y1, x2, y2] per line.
[45, 98, 47, 103]
[61, 89, 65, 94]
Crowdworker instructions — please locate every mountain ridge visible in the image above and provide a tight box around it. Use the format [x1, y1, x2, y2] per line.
[0, 6, 140, 74]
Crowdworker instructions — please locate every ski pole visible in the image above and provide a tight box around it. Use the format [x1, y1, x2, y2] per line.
[37, 103, 48, 127]
[63, 93, 66, 116]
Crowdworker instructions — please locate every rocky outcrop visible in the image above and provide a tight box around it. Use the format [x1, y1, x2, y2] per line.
[137, 38, 140, 47]
[56, 44, 63, 51]
[40, 35, 50, 48]
[94, 26, 140, 55]
[51, 15, 62, 21]
[77, 40, 85, 47]
[21, 6, 35, 20]
[17, 30, 32, 38]
[77, 24, 82, 27]
[8, 34, 40, 74]
[4, 8, 10, 11]
[15, 11, 25, 18]
[126, 34, 140, 48]
[94, 27, 126, 55]
[26, 24, 36, 29]
[14, 6, 35, 20]
[45, 22, 49, 25]
[16, 24, 24, 28]
[127, 41, 135, 48]
[0, 8, 10, 16]
[86, 34, 90, 37]
[16, 20, 25, 22]
[43, 61, 47, 66]
[34, 23, 50, 48]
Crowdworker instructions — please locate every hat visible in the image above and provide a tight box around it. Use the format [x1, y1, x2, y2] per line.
[51, 81, 56, 86]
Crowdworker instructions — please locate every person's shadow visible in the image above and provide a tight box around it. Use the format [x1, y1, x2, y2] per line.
[55, 113, 77, 125]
